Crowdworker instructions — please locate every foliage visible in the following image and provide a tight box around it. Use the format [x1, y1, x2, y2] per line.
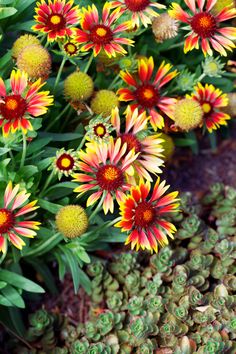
[8, 183, 236, 353]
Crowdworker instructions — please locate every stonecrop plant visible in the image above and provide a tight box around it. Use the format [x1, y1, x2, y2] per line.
[0, 0, 235, 350]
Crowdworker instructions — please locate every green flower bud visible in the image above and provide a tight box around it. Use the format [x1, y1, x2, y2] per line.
[128, 296, 144, 315]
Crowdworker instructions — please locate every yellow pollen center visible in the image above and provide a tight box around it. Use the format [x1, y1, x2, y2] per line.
[202, 102, 211, 113]
[143, 88, 154, 99]
[96, 27, 107, 37]
[104, 167, 118, 181]
[50, 15, 61, 25]
[0, 211, 8, 226]
[199, 16, 211, 28]
[67, 44, 76, 53]
[6, 98, 18, 110]
[61, 157, 71, 168]
[96, 126, 105, 136]
[143, 209, 153, 222]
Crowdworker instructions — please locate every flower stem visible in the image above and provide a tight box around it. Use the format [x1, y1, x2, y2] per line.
[198, 73, 206, 82]
[0, 242, 7, 265]
[89, 194, 105, 222]
[162, 41, 184, 51]
[77, 134, 87, 151]
[83, 52, 94, 74]
[20, 133, 27, 169]
[53, 56, 67, 92]
[46, 102, 70, 131]
[108, 74, 120, 90]
[40, 170, 54, 197]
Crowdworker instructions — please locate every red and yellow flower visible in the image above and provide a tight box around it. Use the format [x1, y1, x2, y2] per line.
[73, 137, 139, 214]
[0, 182, 40, 253]
[50, 148, 79, 180]
[169, 0, 236, 56]
[0, 70, 53, 136]
[187, 82, 230, 132]
[110, 0, 166, 28]
[117, 56, 178, 130]
[115, 179, 179, 253]
[32, 0, 80, 42]
[111, 106, 164, 181]
[75, 3, 134, 57]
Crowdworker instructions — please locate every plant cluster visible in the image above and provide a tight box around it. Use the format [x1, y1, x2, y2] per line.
[8, 183, 236, 353]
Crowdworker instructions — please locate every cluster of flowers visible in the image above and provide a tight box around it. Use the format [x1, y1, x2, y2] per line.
[0, 0, 235, 254]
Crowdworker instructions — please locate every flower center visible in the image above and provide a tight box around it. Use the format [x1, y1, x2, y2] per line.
[135, 84, 159, 108]
[47, 13, 66, 30]
[134, 201, 155, 228]
[94, 124, 107, 138]
[0, 95, 27, 121]
[191, 12, 216, 38]
[90, 25, 113, 44]
[56, 153, 75, 171]
[64, 42, 78, 56]
[124, 0, 150, 12]
[202, 102, 212, 113]
[120, 133, 142, 154]
[96, 164, 124, 191]
[0, 208, 15, 234]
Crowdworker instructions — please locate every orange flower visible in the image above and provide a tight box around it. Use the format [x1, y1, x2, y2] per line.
[116, 179, 179, 253]
[0, 70, 53, 136]
[117, 57, 178, 130]
[187, 82, 230, 132]
[73, 137, 139, 214]
[32, 0, 80, 42]
[169, 0, 236, 56]
[75, 3, 134, 57]
[0, 182, 40, 253]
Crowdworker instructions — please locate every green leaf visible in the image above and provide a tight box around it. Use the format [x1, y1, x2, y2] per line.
[38, 199, 62, 214]
[26, 259, 58, 295]
[54, 251, 66, 281]
[39, 132, 83, 141]
[0, 0, 14, 4]
[8, 307, 26, 337]
[1, 285, 25, 308]
[174, 138, 196, 147]
[77, 267, 91, 295]
[0, 147, 10, 156]
[59, 246, 80, 293]
[18, 165, 38, 179]
[0, 294, 12, 306]
[23, 232, 62, 258]
[0, 269, 44, 293]
[0, 281, 7, 289]
[7, 20, 35, 32]
[27, 137, 52, 155]
[0, 7, 17, 19]
[0, 50, 11, 69]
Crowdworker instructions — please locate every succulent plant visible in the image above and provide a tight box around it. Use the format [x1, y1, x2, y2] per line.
[10, 184, 236, 354]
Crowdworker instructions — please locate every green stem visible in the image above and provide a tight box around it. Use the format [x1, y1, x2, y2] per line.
[77, 134, 87, 151]
[106, 217, 121, 228]
[53, 56, 67, 92]
[20, 134, 27, 169]
[83, 52, 94, 73]
[162, 41, 184, 52]
[198, 73, 206, 82]
[46, 102, 70, 131]
[89, 194, 105, 222]
[8, 149, 15, 169]
[108, 74, 120, 90]
[23, 232, 62, 258]
[40, 170, 54, 197]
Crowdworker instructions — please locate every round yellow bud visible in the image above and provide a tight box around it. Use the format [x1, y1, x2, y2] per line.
[12, 34, 41, 60]
[56, 205, 89, 239]
[159, 133, 175, 161]
[91, 90, 119, 117]
[17, 44, 51, 80]
[173, 98, 203, 131]
[64, 71, 94, 102]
